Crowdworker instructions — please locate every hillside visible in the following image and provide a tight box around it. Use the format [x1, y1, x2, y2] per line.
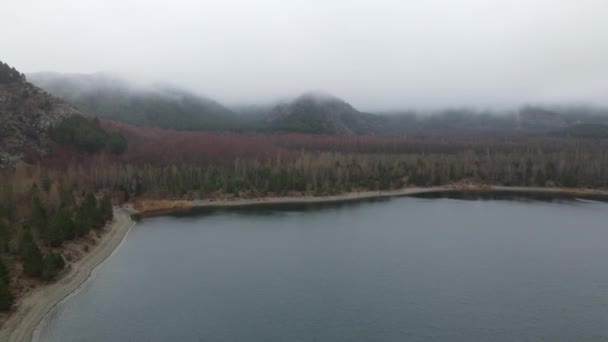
[264, 92, 386, 135]
[555, 123, 608, 138]
[28, 73, 240, 131]
[0, 63, 128, 168]
[0, 66, 82, 167]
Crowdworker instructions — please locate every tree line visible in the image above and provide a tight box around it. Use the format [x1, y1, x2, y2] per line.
[65, 146, 608, 199]
[2, 127, 608, 311]
[50, 116, 128, 154]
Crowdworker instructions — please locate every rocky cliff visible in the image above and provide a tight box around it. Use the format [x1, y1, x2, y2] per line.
[0, 79, 83, 167]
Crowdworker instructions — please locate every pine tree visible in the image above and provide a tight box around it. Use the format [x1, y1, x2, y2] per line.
[0, 279, 12, 310]
[100, 193, 113, 222]
[0, 258, 9, 284]
[0, 223, 9, 253]
[84, 193, 105, 229]
[31, 192, 47, 232]
[42, 252, 65, 280]
[74, 206, 91, 237]
[0, 258, 11, 310]
[20, 230, 44, 278]
[47, 209, 75, 247]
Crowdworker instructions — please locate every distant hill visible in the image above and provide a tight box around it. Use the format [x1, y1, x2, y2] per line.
[517, 107, 567, 132]
[28, 73, 239, 131]
[555, 123, 608, 139]
[265, 92, 386, 135]
[1, 63, 123, 167]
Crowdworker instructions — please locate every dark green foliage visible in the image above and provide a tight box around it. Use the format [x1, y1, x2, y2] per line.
[535, 170, 546, 186]
[84, 193, 104, 229]
[0, 200, 15, 223]
[105, 92, 238, 131]
[267, 93, 385, 135]
[292, 170, 307, 192]
[50, 116, 127, 154]
[60, 186, 75, 208]
[0, 223, 10, 253]
[100, 193, 113, 221]
[72, 192, 110, 236]
[75, 194, 96, 233]
[29, 73, 240, 131]
[74, 206, 92, 237]
[50, 116, 108, 152]
[19, 230, 44, 278]
[0, 258, 9, 284]
[42, 252, 65, 280]
[31, 193, 47, 232]
[269, 170, 289, 194]
[0, 61, 25, 84]
[558, 124, 608, 138]
[47, 209, 75, 247]
[18, 229, 66, 280]
[0, 278, 12, 310]
[107, 132, 128, 154]
[0, 258, 11, 310]
[82, 192, 97, 214]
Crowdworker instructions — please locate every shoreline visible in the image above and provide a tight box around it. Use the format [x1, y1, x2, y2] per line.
[4, 185, 608, 341]
[138, 185, 608, 216]
[0, 208, 135, 342]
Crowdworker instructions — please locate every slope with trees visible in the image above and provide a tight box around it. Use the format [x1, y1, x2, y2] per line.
[263, 92, 387, 134]
[0, 62, 127, 167]
[28, 73, 241, 131]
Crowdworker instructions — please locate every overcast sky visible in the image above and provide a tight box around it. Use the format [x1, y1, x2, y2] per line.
[3, 0, 608, 110]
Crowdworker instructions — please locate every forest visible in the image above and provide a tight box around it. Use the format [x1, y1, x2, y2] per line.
[0, 174, 113, 310]
[1, 107, 608, 312]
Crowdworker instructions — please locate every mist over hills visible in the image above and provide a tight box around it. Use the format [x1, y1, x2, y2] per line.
[26, 72, 608, 138]
[263, 92, 386, 135]
[28, 72, 240, 131]
[29, 73, 389, 135]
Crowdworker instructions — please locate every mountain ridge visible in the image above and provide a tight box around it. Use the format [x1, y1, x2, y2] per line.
[264, 92, 386, 135]
[28, 72, 240, 131]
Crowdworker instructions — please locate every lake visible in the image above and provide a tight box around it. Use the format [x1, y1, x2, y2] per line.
[35, 194, 608, 341]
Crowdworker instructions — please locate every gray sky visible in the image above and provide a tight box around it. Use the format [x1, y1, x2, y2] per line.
[3, 0, 608, 110]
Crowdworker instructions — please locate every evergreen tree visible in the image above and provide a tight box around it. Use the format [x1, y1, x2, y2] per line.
[107, 132, 128, 154]
[86, 193, 105, 229]
[42, 252, 65, 280]
[0, 279, 12, 310]
[31, 192, 47, 232]
[47, 209, 75, 247]
[74, 206, 92, 237]
[20, 230, 44, 278]
[0, 223, 9, 253]
[0, 61, 25, 83]
[100, 193, 113, 222]
[0, 257, 9, 284]
[0, 184, 16, 222]
[0, 258, 11, 310]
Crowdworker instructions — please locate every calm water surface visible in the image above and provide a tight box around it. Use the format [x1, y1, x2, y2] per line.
[36, 196, 608, 341]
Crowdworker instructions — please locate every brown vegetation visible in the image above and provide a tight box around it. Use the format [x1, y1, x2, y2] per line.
[1, 118, 608, 318]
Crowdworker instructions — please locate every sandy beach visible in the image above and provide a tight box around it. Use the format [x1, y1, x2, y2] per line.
[3, 185, 608, 342]
[0, 208, 135, 342]
[141, 185, 608, 216]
